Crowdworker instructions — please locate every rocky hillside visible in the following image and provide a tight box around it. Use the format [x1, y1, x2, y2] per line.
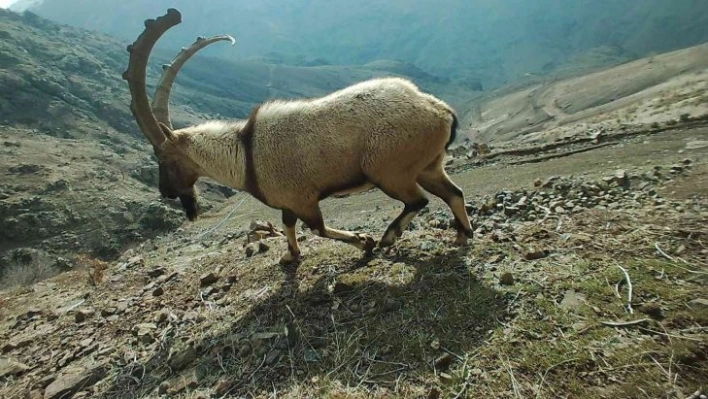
[459, 42, 708, 148]
[0, 122, 706, 398]
[13, 0, 708, 89]
[0, 8, 479, 287]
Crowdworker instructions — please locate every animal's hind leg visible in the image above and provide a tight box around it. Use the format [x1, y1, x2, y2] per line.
[417, 156, 473, 246]
[375, 181, 429, 248]
[279, 209, 302, 265]
[292, 202, 376, 255]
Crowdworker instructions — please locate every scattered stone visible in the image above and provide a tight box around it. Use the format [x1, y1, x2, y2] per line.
[74, 308, 95, 323]
[244, 243, 257, 257]
[147, 267, 166, 279]
[688, 298, 708, 307]
[332, 282, 354, 297]
[258, 241, 270, 253]
[614, 169, 629, 188]
[158, 381, 170, 395]
[0, 357, 30, 378]
[169, 346, 197, 371]
[499, 272, 515, 286]
[382, 298, 401, 312]
[100, 307, 117, 317]
[434, 353, 454, 371]
[132, 323, 157, 345]
[166, 371, 198, 395]
[265, 349, 282, 366]
[152, 286, 164, 296]
[2, 337, 33, 354]
[524, 247, 549, 261]
[487, 254, 506, 264]
[214, 379, 233, 397]
[559, 290, 585, 311]
[43, 365, 106, 399]
[638, 303, 664, 320]
[199, 272, 219, 287]
[125, 256, 144, 268]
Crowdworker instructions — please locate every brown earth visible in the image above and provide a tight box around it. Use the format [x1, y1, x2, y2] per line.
[0, 119, 706, 398]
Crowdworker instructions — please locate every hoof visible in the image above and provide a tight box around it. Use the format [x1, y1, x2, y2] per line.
[356, 234, 377, 255]
[454, 231, 472, 247]
[279, 252, 302, 266]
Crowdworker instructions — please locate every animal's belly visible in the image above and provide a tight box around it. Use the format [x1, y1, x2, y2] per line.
[331, 182, 376, 198]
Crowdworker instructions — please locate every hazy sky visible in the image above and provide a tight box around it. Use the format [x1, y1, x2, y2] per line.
[0, 0, 17, 8]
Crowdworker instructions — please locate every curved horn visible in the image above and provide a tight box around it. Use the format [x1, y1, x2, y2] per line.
[153, 35, 236, 129]
[122, 8, 182, 152]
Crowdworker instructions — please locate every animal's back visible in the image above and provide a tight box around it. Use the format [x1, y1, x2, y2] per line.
[252, 77, 456, 206]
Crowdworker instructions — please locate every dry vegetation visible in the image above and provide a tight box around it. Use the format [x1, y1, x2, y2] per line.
[1, 123, 706, 398]
[1, 10, 708, 398]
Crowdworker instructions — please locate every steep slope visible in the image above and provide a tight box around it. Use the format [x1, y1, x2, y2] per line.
[13, 0, 708, 89]
[462, 42, 708, 147]
[0, 9, 478, 286]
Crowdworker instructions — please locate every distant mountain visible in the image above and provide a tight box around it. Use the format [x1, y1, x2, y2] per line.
[11, 0, 708, 89]
[7, 0, 42, 12]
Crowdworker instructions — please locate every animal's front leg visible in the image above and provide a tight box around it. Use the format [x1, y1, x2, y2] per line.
[279, 209, 302, 265]
[296, 203, 376, 255]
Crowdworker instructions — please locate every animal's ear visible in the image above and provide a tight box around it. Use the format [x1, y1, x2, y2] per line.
[159, 122, 176, 142]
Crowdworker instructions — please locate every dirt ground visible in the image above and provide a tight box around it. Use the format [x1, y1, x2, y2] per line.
[1, 120, 705, 399]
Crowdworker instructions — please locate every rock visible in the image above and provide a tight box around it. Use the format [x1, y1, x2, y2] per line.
[169, 346, 197, 371]
[638, 303, 664, 320]
[559, 290, 585, 311]
[147, 267, 166, 279]
[132, 323, 157, 345]
[158, 381, 170, 395]
[100, 307, 117, 317]
[523, 247, 549, 261]
[258, 241, 270, 253]
[43, 365, 106, 399]
[434, 353, 454, 371]
[614, 169, 629, 188]
[244, 243, 257, 257]
[214, 379, 233, 397]
[420, 241, 435, 251]
[332, 282, 354, 297]
[382, 298, 401, 312]
[199, 272, 219, 287]
[0, 357, 30, 378]
[126, 256, 144, 268]
[167, 371, 198, 395]
[74, 308, 95, 323]
[688, 298, 708, 307]
[155, 309, 170, 324]
[152, 286, 164, 296]
[2, 337, 33, 354]
[265, 349, 282, 366]
[238, 344, 252, 357]
[499, 272, 515, 286]
[487, 254, 506, 264]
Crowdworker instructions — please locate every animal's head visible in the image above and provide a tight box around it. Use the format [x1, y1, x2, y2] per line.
[121, 8, 234, 221]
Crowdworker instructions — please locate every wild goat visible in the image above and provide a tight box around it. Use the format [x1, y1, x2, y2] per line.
[123, 9, 474, 265]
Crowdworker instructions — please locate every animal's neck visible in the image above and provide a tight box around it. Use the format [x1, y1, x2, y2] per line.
[178, 121, 247, 191]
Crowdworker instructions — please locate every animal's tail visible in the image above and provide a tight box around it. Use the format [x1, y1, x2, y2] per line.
[445, 112, 459, 151]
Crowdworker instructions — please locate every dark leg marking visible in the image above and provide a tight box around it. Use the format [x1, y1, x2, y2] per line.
[282, 209, 300, 257]
[380, 197, 429, 247]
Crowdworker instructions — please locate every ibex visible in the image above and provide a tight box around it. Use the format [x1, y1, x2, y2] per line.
[123, 9, 474, 265]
